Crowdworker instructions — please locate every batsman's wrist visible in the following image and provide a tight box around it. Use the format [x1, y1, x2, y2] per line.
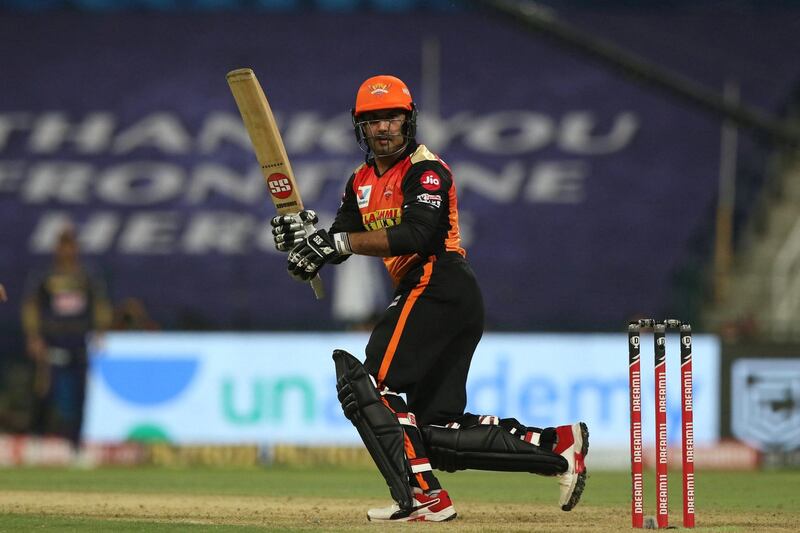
[332, 232, 353, 255]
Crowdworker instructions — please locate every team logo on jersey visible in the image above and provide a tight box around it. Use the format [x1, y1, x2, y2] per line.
[420, 171, 441, 191]
[368, 83, 390, 96]
[357, 185, 372, 208]
[53, 290, 87, 316]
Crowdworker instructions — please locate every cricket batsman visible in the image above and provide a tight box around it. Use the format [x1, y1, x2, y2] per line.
[271, 75, 588, 522]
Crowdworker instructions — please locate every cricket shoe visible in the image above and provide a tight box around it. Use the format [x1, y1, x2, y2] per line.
[367, 488, 456, 522]
[554, 421, 589, 511]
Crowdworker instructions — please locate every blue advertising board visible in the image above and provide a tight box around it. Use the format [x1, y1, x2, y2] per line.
[84, 332, 721, 447]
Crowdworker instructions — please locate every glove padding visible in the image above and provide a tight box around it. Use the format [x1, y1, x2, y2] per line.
[270, 210, 318, 252]
[287, 229, 344, 281]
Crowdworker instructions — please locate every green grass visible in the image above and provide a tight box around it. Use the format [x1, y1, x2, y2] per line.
[1, 466, 798, 508]
[0, 467, 798, 531]
[0, 515, 268, 532]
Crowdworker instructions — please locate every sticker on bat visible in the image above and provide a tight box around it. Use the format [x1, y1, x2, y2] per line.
[267, 173, 294, 199]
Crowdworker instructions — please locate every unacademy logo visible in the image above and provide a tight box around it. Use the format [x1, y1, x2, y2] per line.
[127, 423, 171, 442]
[95, 356, 199, 405]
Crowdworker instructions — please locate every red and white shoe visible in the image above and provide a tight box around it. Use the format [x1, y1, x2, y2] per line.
[367, 488, 457, 522]
[553, 422, 589, 511]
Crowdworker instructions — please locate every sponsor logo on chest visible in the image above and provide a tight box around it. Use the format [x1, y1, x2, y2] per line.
[362, 208, 402, 231]
[357, 185, 372, 208]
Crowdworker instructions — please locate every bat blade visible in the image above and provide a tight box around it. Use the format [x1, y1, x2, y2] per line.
[227, 67, 324, 299]
[226, 68, 304, 215]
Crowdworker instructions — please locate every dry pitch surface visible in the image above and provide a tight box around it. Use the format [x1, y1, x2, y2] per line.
[2, 490, 797, 532]
[0, 469, 798, 531]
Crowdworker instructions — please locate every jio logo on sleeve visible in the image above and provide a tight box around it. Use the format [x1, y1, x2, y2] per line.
[420, 171, 440, 191]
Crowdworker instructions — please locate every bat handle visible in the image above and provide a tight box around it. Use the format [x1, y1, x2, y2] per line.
[302, 219, 325, 300]
[310, 275, 325, 299]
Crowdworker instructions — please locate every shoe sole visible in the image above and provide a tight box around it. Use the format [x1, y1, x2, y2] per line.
[367, 510, 457, 522]
[367, 504, 458, 522]
[561, 422, 589, 512]
[411, 511, 458, 522]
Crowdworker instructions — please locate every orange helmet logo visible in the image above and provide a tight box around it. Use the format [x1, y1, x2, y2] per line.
[368, 83, 391, 96]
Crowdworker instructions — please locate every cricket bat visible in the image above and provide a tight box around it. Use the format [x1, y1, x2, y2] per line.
[226, 68, 324, 299]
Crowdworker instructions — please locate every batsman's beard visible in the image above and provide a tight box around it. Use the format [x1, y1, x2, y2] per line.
[367, 132, 409, 158]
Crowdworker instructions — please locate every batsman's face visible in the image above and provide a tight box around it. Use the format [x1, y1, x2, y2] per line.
[359, 110, 407, 157]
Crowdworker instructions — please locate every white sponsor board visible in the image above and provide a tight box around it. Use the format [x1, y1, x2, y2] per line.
[85, 332, 720, 446]
[732, 358, 800, 451]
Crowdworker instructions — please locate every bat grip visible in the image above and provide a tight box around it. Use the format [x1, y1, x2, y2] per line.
[303, 220, 325, 300]
[310, 275, 325, 299]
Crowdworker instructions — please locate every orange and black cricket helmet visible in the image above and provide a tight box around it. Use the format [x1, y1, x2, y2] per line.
[353, 75, 414, 115]
[351, 75, 417, 152]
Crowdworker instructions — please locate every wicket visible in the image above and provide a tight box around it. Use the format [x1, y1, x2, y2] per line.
[628, 319, 695, 529]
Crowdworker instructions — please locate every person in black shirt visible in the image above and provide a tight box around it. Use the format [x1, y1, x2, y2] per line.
[22, 226, 111, 452]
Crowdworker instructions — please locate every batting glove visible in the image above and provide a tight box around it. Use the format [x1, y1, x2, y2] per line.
[270, 210, 318, 252]
[287, 229, 352, 281]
